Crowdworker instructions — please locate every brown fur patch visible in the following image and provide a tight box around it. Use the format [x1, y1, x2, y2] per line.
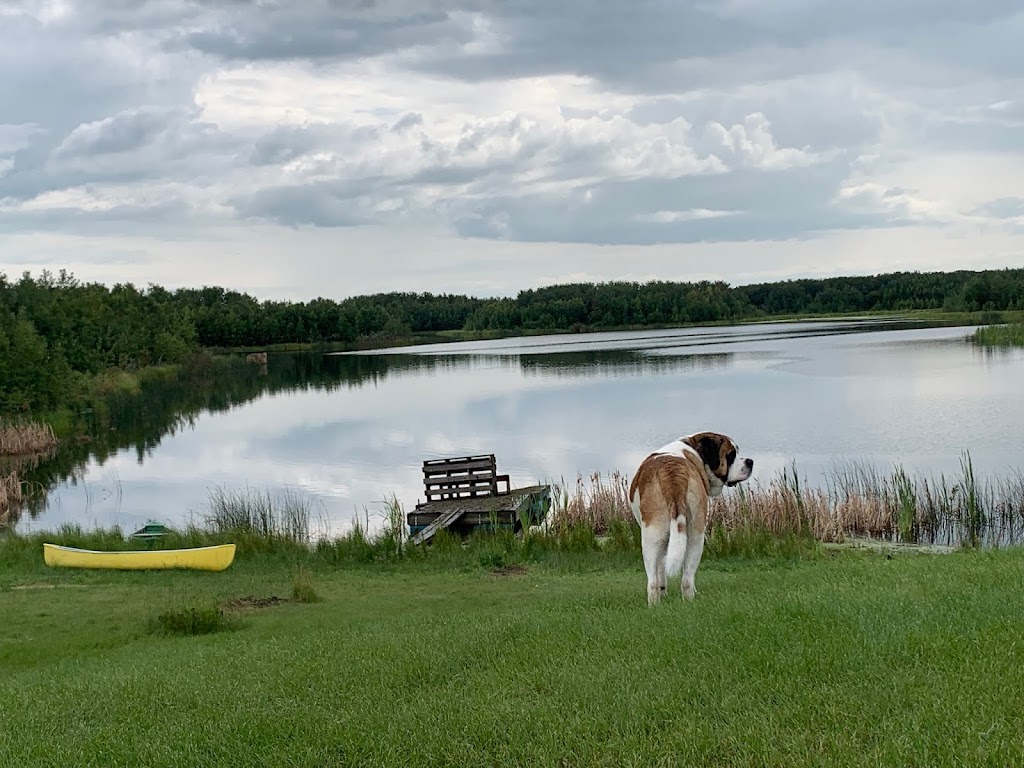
[629, 453, 710, 526]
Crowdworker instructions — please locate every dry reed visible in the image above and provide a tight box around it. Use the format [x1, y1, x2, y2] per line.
[550, 470, 631, 534]
[549, 453, 1024, 547]
[0, 420, 58, 457]
[1, 471, 24, 527]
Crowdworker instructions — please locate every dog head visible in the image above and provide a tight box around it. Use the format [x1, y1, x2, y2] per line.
[683, 431, 754, 497]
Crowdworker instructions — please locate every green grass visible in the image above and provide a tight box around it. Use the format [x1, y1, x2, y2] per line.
[972, 322, 1024, 347]
[204, 483, 315, 544]
[2, 533, 1024, 766]
[291, 564, 322, 603]
[148, 603, 240, 636]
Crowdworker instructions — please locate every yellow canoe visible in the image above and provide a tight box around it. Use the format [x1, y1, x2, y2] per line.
[43, 543, 236, 572]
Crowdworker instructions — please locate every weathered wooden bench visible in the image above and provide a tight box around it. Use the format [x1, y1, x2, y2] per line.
[407, 454, 550, 545]
[422, 454, 510, 502]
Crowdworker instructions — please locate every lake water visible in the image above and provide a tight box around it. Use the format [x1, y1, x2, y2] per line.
[15, 318, 1024, 537]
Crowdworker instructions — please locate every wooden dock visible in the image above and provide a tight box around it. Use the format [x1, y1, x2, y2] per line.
[407, 453, 551, 545]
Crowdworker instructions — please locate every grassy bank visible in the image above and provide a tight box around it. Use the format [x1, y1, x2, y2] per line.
[22, 366, 175, 440]
[2, 530, 1024, 766]
[3, 350, 253, 441]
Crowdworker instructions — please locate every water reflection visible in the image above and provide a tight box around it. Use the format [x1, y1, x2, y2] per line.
[12, 319, 1024, 542]
[368, 317, 937, 358]
[519, 350, 737, 378]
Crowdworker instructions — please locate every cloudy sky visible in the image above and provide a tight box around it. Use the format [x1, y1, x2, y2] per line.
[2, 0, 1023, 301]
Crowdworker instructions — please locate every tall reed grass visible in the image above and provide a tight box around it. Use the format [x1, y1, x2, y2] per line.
[548, 452, 1024, 548]
[0, 419, 58, 457]
[972, 323, 1024, 347]
[202, 484, 316, 546]
[548, 470, 631, 535]
[313, 493, 410, 563]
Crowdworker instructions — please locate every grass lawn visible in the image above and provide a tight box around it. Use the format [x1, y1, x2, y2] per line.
[3, 544, 1024, 767]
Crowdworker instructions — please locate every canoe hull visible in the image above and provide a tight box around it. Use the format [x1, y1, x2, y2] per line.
[43, 543, 236, 572]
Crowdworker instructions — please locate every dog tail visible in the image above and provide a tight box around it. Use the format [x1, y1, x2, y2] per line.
[665, 514, 687, 578]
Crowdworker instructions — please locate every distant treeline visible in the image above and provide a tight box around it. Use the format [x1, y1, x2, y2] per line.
[2, 267, 1023, 414]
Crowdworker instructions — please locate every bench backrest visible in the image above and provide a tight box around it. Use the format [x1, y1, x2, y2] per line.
[422, 454, 500, 501]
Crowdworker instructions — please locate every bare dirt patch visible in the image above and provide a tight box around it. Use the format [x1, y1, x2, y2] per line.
[222, 595, 289, 612]
[491, 564, 528, 577]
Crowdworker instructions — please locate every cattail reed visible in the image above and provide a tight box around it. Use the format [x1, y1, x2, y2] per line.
[0, 420, 58, 457]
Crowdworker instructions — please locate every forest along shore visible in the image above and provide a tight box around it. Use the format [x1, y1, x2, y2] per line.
[3, 266, 1023, 425]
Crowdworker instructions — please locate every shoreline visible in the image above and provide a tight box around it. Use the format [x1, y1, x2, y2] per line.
[213, 308, 1022, 356]
[3, 310, 1020, 436]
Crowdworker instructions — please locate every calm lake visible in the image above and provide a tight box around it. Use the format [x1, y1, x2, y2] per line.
[16, 318, 1024, 537]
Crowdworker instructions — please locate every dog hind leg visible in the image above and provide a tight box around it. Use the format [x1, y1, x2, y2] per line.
[641, 522, 670, 605]
[680, 529, 705, 601]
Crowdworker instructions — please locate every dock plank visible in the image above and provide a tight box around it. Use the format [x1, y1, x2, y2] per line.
[408, 507, 466, 546]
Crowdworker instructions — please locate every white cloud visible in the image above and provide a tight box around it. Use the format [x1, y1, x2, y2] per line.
[835, 182, 953, 224]
[634, 209, 740, 224]
[703, 113, 822, 170]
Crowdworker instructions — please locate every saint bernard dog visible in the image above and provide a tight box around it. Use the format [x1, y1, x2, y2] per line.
[629, 432, 753, 605]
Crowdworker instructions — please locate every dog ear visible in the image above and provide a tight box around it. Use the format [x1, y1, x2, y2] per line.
[697, 436, 721, 470]
[686, 433, 722, 470]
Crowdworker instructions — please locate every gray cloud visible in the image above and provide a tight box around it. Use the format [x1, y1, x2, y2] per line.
[231, 182, 375, 227]
[183, 6, 466, 62]
[401, 1, 1024, 91]
[0, 6, 210, 211]
[449, 159, 900, 245]
[52, 108, 171, 158]
[0, 123, 44, 154]
[392, 112, 424, 132]
[1, 108, 239, 220]
[3, 0, 1024, 264]
[970, 197, 1024, 219]
[2, 198, 195, 236]
[248, 124, 345, 166]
